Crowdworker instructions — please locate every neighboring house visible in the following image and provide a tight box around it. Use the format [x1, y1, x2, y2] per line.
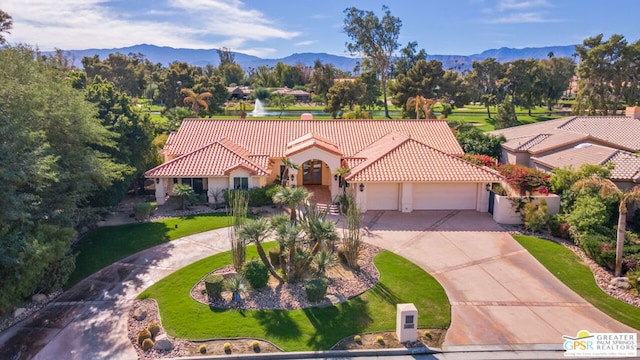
[272, 87, 311, 102]
[227, 86, 252, 100]
[145, 118, 503, 212]
[491, 106, 640, 189]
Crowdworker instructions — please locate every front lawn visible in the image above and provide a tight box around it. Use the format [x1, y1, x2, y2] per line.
[139, 248, 450, 351]
[514, 235, 640, 330]
[68, 213, 232, 287]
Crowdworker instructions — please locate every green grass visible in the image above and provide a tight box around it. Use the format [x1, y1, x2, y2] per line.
[68, 213, 232, 287]
[514, 235, 640, 330]
[139, 248, 450, 351]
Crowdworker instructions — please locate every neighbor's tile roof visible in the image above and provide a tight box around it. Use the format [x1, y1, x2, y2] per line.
[345, 134, 503, 183]
[145, 139, 269, 177]
[491, 116, 640, 153]
[532, 143, 640, 182]
[164, 119, 463, 158]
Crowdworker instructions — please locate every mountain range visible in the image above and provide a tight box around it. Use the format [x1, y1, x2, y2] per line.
[51, 43, 577, 73]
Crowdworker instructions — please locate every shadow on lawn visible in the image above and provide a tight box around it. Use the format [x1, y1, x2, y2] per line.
[302, 297, 372, 350]
[254, 310, 301, 340]
[370, 282, 403, 305]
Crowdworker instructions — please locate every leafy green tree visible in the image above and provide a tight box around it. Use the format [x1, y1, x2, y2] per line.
[0, 9, 11, 44]
[393, 41, 427, 76]
[81, 53, 147, 96]
[504, 59, 542, 116]
[324, 80, 366, 118]
[574, 34, 630, 115]
[218, 62, 245, 86]
[193, 74, 228, 116]
[164, 107, 195, 131]
[494, 98, 518, 129]
[0, 45, 128, 311]
[158, 61, 197, 109]
[390, 59, 444, 118]
[344, 5, 402, 119]
[253, 87, 271, 101]
[274, 62, 304, 88]
[269, 93, 295, 118]
[310, 60, 336, 102]
[539, 57, 576, 110]
[469, 58, 505, 118]
[356, 67, 382, 110]
[456, 128, 505, 160]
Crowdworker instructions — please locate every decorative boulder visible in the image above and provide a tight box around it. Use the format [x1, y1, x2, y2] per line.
[133, 307, 147, 321]
[609, 277, 631, 290]
[153, 334, 173, 351]
[13, 308, 27, 318]
[32, 294, 48, 304]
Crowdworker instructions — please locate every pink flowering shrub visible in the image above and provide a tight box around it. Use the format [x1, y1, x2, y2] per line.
[498, 164, 551, 195]
[462, 154, 499, 168]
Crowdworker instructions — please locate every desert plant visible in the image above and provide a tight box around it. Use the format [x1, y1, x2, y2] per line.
[337, 246, 347, 264]
[305, 277, 329, 302]
[173, 183, 196, 210]
[225, 274, 248, 302]
[228, 190, 248, 272]
[223, 342, 231, 353]
[133, 202, 155, 220]
[240, 218, 284, 282]
[313, 249, 338, 275]
[523, 199, 549, 232]
[376, 335, 384, 344]
[199, 344, 207, 354]
[137, 329, 152, 345]
[204, 274, 224, 300]
[354, 335, 362, 343]
[243, 260, 269, 289]
[147, 322, 160, 337]
[252, 340, 260, 351]
[141, 338, 154, 351]
[342, 195, 362, 269]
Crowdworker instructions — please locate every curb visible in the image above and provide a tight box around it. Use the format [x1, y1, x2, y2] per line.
[167, 346, 440, 359]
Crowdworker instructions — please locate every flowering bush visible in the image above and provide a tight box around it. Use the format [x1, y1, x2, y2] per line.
[462, 154, 499, 168]
[498, 164, 551, 195]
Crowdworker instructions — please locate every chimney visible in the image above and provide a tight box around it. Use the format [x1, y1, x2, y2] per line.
[625, 106, 640, 120]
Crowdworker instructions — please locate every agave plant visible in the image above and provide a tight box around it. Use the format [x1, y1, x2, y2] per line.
[313, 248, 338, 275]
[225, 274, 248, 302]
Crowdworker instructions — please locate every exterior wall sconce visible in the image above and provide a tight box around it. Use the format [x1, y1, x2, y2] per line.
[359, 183, 365, 192]
[156, 178, 160, 184]
[485, 183, 491, 192]
[334, 174, 338, 181]
[290, 174, 295, 182]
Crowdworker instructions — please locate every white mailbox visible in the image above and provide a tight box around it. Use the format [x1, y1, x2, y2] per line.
[396, 303, 418, 343]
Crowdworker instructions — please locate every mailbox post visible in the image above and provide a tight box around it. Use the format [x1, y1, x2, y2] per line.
[396, 303, 418, 343]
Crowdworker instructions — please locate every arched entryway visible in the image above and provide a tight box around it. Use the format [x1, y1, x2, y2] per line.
[302, 159, 323, 185]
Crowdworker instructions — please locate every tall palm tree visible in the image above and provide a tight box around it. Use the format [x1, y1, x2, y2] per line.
[572, 176, 640, 276]
[275, 222, 303, 282]
[172, 183, 195, 210]
[273, 186, 310, 223]
[239, 218, 284, 282]
[406, 96, 436, 119]
[180, 88, 213, 116]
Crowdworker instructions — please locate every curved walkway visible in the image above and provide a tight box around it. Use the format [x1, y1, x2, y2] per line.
[1, 211, 638, 360]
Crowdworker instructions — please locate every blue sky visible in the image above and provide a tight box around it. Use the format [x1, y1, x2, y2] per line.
[3, 0, 640, 58]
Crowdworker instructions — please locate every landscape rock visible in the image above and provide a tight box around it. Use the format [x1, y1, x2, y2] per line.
[610, 277, 631, 290]
[133, 307, 147, 321]
[13, 308, 27, 318]
[32, 294, 48, 304]
[154, 334, 173, 351]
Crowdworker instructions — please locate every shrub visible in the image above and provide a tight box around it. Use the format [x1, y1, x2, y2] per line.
[248, 184, 278, 207]
[376, 335, 384, 344]
[462, 154, 498, 168]
[599, 249, 616, 271]
[203, 274, 224, 300]
[147, 322, 160, 338]
[354, 335, 362, 343]
[141, 338, 154, 351]
[305, 278, 329, 302]
[627, 269, 640, 290]
[548, 215, 569, 238]
[133, 202, 155, 220]
[199, 344, 207, 354]
[243, 260, 269, 289]
[566, 196, 610, 241]
[252, 340, 260, 351]
[268, 247, 280, 266]
[137, 329, 152, 345]
[498, 163, 551, 195]
[523, 200, 549, 232]
[623, 254, 640, 272]
[223, 342, 231, 353]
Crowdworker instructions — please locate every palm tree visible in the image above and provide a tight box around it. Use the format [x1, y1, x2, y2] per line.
[225, 100, 247, 119]
[572, 176, 640, 276]
[275, 222, 303, 282]
[273, 186, 310, 223]
[172, 183, 195, 210]
[406, 96, 436, 119]
[280, 157, 299, 186]
[239, 219, 284, 282]
[180, 88, 213, 116]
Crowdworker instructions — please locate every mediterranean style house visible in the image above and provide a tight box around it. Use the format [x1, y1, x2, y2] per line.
[145, 118, 503, 212]
[490, 106, 640, 190]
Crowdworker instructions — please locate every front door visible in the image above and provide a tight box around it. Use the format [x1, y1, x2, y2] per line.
[302, 160, 322, 185]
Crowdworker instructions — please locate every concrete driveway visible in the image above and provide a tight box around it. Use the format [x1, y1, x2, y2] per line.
[359, 210, 639, 349]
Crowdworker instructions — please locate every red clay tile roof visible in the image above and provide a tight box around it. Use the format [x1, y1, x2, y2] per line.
[164, 119, 463, 157]
[285, 132, 342, 157]
[146, 139, 269, 177]
[345, 135, 503, 183]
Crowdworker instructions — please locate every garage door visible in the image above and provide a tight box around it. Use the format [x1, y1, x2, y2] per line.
[367, 183, 399, 210]
[413, 183, 477, 210]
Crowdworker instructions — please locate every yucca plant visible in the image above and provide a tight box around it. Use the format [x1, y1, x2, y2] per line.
[225, 274, 247, 302]
[313, 248, 338, 275]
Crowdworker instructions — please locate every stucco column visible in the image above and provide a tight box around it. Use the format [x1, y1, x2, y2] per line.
[155, 178, 166, 205]
[401, 183, 413, 213]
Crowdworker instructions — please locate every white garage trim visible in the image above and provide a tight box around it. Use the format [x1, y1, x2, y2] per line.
[412, 183, 478, 210]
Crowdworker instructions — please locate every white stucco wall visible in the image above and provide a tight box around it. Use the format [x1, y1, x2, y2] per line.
[492, 193, 560, 225]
